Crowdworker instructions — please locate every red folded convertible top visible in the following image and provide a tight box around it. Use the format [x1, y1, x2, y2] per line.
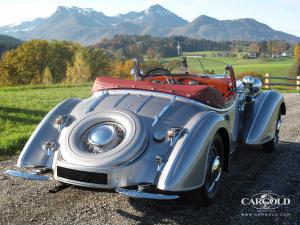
[92, 76, 225, 108]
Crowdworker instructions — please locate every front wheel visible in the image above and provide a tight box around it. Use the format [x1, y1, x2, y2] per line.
[187, 133, 224, 206]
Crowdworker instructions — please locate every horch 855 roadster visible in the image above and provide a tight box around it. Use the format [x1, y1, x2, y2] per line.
[6, 59, 286, 205]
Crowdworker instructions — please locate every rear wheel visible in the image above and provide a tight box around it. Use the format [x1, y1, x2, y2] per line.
[187, 133, 224, 206]
[262, 113, 281, 153]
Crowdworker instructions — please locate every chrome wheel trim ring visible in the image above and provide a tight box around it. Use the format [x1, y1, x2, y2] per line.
[211, 156, 222, 182]
[205, 146, 222, 192]
[274, 117, 281, 144]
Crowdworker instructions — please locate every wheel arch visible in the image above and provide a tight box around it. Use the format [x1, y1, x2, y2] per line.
[216, 127, 230, 172]
[157, 111, 229, 192]
[244, 90, 285, 145]
[280, 102, 286, 115]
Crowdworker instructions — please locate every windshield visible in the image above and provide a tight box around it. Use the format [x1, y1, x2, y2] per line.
[157, 56, 229, 76]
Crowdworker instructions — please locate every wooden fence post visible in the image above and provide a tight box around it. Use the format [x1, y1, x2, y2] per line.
[297, 76, 300, 91]
[265, 73, 270, 89]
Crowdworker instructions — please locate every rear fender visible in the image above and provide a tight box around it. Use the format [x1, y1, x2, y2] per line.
[157, 111, 229, 192]
[17, 98, 81, 168]
[244, 91, 285, 144]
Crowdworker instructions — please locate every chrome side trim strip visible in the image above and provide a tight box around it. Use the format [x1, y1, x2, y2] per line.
[86, 90, 109, 113]
[152, 96, 176, 127]
[135, 95, 152, 113]
[97, 89, 239, 113]
[115, 188, 179, 200]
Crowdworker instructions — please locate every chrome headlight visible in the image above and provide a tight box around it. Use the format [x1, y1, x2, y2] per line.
[81, 122, 125, 154]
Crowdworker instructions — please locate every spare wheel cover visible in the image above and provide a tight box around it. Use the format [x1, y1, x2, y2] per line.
[59, 109, 148, 167]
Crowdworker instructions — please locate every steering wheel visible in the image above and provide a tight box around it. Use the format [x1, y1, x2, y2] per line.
[144, 68, 176, 84]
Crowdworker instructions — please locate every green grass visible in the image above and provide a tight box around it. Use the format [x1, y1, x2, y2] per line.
[165, 54, 294, 77]
[0, 84, 91, 158]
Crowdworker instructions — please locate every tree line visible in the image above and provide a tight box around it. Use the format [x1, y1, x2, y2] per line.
[0, 40, 110, 86]
[248, 40, 292, 55]
[96, 35, 232, 59]
[0, 34, 22, 56]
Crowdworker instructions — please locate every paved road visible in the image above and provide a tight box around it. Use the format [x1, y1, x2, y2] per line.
[0, 94, 299, 225]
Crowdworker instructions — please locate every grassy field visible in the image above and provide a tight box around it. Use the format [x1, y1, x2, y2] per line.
[0, 84, 91, 158]
[166, 53, 294, 77]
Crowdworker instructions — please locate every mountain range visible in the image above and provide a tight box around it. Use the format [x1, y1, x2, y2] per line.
[0, 4, 299, 45]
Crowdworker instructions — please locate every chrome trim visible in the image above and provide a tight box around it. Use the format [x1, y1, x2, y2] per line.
[4, 170, 51, 181]
[169, 128, 187, 147]
[115, 188, 179, 200]
[86, 90, 109, 113]
[152, 96, 176, 127]
[55, 114, 71, 132]
[94, 89, 239, 113]
[155, 155, 165, 172]
[135, 95, 152, 113]
[44, 141, 57, 156]
[211, 156, 221, 182]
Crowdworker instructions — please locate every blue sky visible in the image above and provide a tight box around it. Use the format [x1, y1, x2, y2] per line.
[0, 0, 299, 36]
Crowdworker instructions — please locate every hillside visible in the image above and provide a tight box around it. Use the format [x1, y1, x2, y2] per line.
[0, 4, 299, 44]
[0, 34, 22, 55]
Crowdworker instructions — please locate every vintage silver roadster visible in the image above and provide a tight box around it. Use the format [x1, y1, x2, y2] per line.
[6, 59, 286, 205]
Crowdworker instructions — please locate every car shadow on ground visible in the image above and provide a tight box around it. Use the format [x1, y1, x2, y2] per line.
[115, 141, 300, 225]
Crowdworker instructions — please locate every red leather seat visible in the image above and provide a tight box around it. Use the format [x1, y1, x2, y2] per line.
[92, 76, 225, 108]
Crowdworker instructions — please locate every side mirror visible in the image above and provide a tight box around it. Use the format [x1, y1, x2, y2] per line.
[242, 76, 262, 93]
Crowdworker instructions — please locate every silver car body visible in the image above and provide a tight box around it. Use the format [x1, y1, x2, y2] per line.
[16, 78, 285, 197]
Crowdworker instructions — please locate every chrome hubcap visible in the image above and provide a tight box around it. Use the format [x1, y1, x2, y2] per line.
[88, 124, 116, 146]
[211, 156, 221, 182]
[205, 147, 222, 192]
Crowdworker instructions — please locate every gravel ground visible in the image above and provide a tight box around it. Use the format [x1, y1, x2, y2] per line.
[0, 93, 299, 225]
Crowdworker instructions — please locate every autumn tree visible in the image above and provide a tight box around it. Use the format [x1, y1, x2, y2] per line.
[249, 42, 260, 53]
[0, 50, 21, 86]
[65, 52, 92, 83]
[294, 44, 300, 62]
[289, 44, 300, 77]
[42, 66, 53, 84]
[110, 60, 134, 79]
[82, 48, 111, 79]
[0, 39, 110, 86]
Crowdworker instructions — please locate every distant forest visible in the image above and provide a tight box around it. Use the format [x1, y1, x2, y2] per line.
[95, 35, 232, 59]
[0, 34, 22, 56]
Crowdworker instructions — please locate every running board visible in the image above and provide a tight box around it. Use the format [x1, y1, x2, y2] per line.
[4, 170, 51, 181]
[115, 188, 179, 200]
